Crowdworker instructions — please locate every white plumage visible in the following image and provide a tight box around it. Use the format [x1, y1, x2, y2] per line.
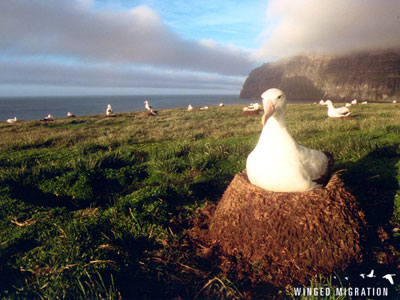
[361, 101, 368, 105]
[106, 104, 113, 116]
[219, 102, 224, 107]
[67, 112, 75, 117]
[187, 104, 193, 111]
[246, 88, 332, 192]
[200, 106, 209, 110]
[345, 103, 352, 108]
[6, 117, 17, 123]
[242, 102, 261, 111]
[351, 99, 358, 105]
[144, 100, 152, 111]
[324, 100, 351, 118]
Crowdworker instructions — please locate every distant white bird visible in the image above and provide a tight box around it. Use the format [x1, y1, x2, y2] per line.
[144, 100, 152, 111]
[319, 99, 326, 105]
[6, 117, 17, 123]
[361, 101, 368, 105]
[366, 269, 376, 278]
[41, 114, 54, 121]
[67, 112, 75, 117]
[219, 102, 224, 107]
[360, 274, 366, 279]
[382, 274, 396, 285]
[249, 103, 261, 110]
[106, 104, 113, 116]
[324, 100, 351, 118]
[243, 102, 261, 112]
[187, 104, 193, 111]
[393, 100, 397, 104]
[344, 277, 349, 281]
[351, 99, 358, 105]
[200, 106, 209, 110]
[345, 103, 352, 108]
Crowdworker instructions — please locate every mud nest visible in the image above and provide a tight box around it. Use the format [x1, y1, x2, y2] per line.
[137, 111, 156, 118]
[199, 171, 366, 287]
[242, 110, 259, 116]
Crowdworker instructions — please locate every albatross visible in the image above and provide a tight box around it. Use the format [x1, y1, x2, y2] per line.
[106, 104, 113, 116]
[246, 88, 333, 192]
[324, 100, 351, 118]
[6, 117, 17, 123]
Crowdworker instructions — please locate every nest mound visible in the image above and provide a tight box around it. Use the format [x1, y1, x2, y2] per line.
[242, 110, 259, 116]
[137, 111, 156, 118]
[205, 171, 366, 287]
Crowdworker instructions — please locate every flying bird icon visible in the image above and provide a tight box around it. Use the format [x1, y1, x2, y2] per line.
[366, 269, 376, 278]
[382, 274, 396, 285]
[360, 274, 365, 279]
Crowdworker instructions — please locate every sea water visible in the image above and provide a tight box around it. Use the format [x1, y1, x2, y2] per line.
[0, 94, 251, 121]
[0, 94, 318, 122]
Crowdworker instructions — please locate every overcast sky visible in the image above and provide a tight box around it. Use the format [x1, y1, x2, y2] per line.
[0, 0, 399, 96]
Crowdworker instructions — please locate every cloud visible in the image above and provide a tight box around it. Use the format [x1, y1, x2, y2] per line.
[0, 60, 244, 91]
[0, 0, 254, 76]
[254, 0, 400, 60]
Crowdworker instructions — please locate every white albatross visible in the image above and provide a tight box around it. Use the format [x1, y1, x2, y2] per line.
[6, 117, 17, 123]
[246, 88, 333, 192]
[187, 104, 193, 111]
[144, 100, 152, 111]
[106, 104, 113, 116]
[243, 102, 261, 111]
[324, 100, 351, 118]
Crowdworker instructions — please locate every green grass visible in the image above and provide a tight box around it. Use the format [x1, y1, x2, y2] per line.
[0, 103, 399, 299]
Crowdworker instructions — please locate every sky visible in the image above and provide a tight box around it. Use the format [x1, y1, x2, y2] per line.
[0, 0, 399, 97]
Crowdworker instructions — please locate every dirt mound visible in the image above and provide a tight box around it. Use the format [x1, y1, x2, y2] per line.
[194, 171, 366, 287]
[242, 110, 259, 116]
[137, 111, 156, 118]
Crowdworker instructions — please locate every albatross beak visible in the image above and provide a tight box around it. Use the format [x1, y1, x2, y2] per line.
[262, 99, 275, 126]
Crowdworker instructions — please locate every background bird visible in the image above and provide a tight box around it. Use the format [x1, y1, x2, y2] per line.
[324, 100, 351, 118]
[106, 104, 113, 116]
[6, 117, 17, 123]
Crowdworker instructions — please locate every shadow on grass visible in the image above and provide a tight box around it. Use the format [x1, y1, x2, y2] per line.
[336, 145, 400, 294]
[337, 145, 399, 226]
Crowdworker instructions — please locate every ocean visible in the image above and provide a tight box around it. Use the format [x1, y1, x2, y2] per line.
[0, 94, 253, 121]
[0, 94, 321, 122]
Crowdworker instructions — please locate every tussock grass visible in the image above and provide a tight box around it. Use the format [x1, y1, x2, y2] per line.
[0, 103, 399, 299]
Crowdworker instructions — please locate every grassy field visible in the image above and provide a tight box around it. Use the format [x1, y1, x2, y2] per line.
[0, 103, 399, 299]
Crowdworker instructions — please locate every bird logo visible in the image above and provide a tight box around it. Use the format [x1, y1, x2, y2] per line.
[366, 269, 376, 278]
[382, 274, 396, 285]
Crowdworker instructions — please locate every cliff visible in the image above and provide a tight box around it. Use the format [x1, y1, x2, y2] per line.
[240, 50, 400, 102]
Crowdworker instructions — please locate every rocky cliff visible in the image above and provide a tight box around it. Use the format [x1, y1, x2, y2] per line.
[240, 50, 400, 102]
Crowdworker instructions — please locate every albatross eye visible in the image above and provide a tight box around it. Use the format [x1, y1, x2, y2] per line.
[278, 95, 282, 99]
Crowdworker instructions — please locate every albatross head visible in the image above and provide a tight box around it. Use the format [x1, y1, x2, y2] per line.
[261, 88, 286, 126]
